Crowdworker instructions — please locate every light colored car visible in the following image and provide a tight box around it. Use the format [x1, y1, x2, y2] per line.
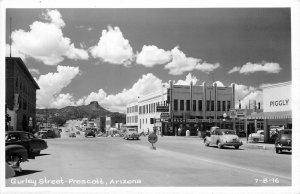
[204, 128, 242, 149]
[124, 128, 139, 140]
[248, 130, 265, 142]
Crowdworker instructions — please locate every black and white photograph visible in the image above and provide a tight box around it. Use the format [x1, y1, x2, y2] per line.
[1, 0, 300, 194]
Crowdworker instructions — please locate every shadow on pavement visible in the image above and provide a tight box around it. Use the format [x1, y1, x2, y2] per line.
[278, 152, 292, 155]
[15, 170, 42, 177]
[35, 153, 51, 157]
[208, 146, 245, 150]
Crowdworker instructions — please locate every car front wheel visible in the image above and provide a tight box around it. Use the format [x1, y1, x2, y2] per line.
[204, 140, 210, 147]
[276, 148, 282, 154]
[217, 142, 223, 149]
[234, 146, 239, 149]
[7, 155, 21, 168]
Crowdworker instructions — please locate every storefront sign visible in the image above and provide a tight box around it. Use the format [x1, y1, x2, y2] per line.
[156, 106, 169, 112]
[160, 113, 170, 119]
[263, 82, 291, 112]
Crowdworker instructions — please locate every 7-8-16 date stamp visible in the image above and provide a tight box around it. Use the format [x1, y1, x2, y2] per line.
[255, 178, 280, 184]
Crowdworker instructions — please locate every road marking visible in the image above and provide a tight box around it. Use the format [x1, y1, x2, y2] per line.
[126, 143, 291, 181]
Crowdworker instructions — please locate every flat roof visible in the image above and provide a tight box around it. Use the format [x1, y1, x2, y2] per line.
[247, 110, 292, 120]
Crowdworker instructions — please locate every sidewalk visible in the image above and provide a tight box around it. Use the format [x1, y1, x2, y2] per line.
[240, 138, 275, 150]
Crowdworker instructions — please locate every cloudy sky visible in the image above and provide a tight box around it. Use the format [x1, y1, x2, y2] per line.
[5, 8, 291, 113]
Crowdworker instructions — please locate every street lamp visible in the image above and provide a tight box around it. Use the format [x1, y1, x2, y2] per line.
[223, 113, 227, 128]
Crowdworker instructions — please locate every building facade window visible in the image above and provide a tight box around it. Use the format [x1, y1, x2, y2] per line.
[227, 101, 231, 111]
[222, 101, 226, 111]
[211, 100, 214, 111]
[180, 100, 184, 111]
[174, 99, 178, 111]
[217, 101, 221, 111]
[193, 100, 196, 111]
[198, 100, 202, 111]
[186, 100, 190, 111]
[206, 100, 210, 111]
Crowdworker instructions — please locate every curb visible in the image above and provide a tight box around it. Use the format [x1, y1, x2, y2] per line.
[242, 143, 275, 150]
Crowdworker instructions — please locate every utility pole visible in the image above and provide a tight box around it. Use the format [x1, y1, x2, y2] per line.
[10, 17, 12, 57]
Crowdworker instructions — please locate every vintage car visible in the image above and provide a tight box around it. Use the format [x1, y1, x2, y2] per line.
[275, 129, 292, 154]
[248, 130, 265, 142]
[124, 128, 139, 140]
[69, 132, 76, 138]
[34, 129, 56, 139]
[6, 131, 48, 156]
[204, 128, 242, 149]
[6, 144, 28, 174]
[85, 129, 96, 137]
[248, 129, 279, 143]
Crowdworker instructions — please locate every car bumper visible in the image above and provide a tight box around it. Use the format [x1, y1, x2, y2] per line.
[275, 144, 291, 150]
[222, 142, 243, 146]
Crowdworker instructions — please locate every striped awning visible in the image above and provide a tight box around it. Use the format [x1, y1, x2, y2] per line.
[247, 111, 292, 120]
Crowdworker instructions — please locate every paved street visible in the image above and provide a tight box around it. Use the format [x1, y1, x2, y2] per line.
[6, 121, 291, 187]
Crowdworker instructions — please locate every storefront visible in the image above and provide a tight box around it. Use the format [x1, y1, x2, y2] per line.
[246, 81, 292, 142]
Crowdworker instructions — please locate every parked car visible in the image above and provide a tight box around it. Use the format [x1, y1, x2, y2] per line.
[248, 129, 279, 143]
[69, 132, 76, 138]
[248, 130, 264, 142]
[275, 129, 292, 154]
[204, 128, 242, 149]
[34, 129, 56, 139]
[76, 131, 80, 135]
[6, 144, 28, 173]
[6, 131, 48, 156]
[124, 128, 139, 140]
[34, 130, 48, 139]
[85, 129, 96, 137]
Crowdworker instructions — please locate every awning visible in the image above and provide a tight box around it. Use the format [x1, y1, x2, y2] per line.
[247, 111, 292, 120]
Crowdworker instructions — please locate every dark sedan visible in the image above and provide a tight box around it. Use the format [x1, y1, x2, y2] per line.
[6, 131, 48, 157]
[85, 129, 96, 137]
[275, 129, 292, 154]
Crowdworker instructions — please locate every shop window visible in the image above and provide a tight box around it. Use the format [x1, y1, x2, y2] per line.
[180, 100, 184, 111]
[198, 100, 202, 111]
[217, 101, 221, 111]
[193, 100, 196, 111]
[174, 99, 178, 111]
[186, 100, 190, 111]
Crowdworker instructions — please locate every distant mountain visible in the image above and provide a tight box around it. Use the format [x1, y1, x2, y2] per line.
[36, 101, 126, 123]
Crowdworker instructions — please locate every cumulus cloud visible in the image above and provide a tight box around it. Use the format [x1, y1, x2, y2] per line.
[76, 73, 163, 112]
[213, 81, 224, 87]
[29, 68, 40, 75]
[7, 9, 88, 65]
[136, 45, 172, 67]
[175, 73, 198, 85]
[51, 93, 76, 108]
[233, 83, 262, 109]
[90, 25, 134, 66]
[164, 47, 220, 75]
[36, 65, 80, 108]
[228, 62, 282, 74]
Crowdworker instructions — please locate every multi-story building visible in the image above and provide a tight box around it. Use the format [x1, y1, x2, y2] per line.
[5, 57, 40, 132]
[127, 81, 235, 136]
[125, 102, 139, 130]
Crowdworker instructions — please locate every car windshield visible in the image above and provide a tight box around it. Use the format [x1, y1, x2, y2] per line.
[222, 130, 236, 135]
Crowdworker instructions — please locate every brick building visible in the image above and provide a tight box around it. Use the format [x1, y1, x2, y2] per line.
[6, 57, 40, 132]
